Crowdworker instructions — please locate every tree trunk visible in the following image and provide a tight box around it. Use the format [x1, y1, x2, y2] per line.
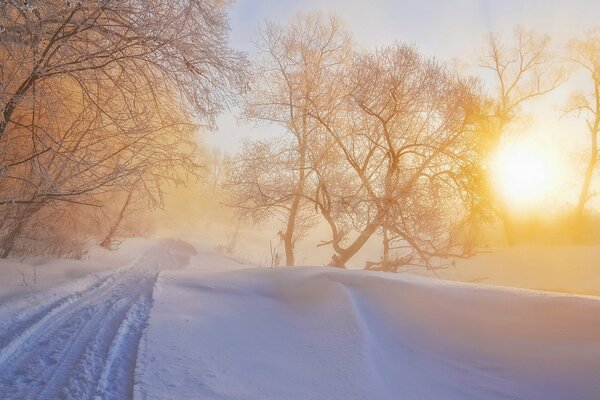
[282, 154, 299, 266]
[0, 220, 26, 259]
[499, 209, 516, 246]
[282, 124, 308, 267]
[282, 229, 295, 266]
[575, 76, 600, 242]
[100, 188, 134, 249]
[0, 76, 37, 142]
[0, 203, 43, 258]
[329, 218, 381, 268]
[575, 131, 598, 224]
[382, 227, 390, 267]
[283, 185, 302, 266]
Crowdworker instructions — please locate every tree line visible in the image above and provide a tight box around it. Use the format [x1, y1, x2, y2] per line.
[227, 14, 600, 269]
[2, 4, 600, 269]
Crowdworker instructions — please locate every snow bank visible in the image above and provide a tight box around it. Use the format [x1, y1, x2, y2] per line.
[137, 254, 600, 400]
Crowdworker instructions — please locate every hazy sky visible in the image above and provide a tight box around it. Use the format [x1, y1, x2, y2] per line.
[226, 0, 599, 58]
[208, 0, 600, 154]
[201, 0, 600, 212]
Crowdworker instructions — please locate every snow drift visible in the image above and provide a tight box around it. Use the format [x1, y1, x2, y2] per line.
[137, 251, 600, 400]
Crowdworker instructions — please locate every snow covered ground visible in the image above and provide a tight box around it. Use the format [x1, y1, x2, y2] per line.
[1, 238, 599, 399]
[0, 238, 197, 399]
[137, 250, 600, 400]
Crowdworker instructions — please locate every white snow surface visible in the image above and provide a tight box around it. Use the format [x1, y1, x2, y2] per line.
[0, 238, 197, 400]
[137, 247, 600, 400]
[1, 239, 599, 399]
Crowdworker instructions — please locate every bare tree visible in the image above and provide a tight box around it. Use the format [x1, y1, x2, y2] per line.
[0, 0, 247, 257]
[231, 15, 483, 269]
[478, 26, 564, 244]
[0, 68, 202, 257]
[310, 44, 484, 269]
[566, 29, 600, 225]
[230, 13, 350, 266]
[0, 0, 245, 138]
[227, 137, 317, 257]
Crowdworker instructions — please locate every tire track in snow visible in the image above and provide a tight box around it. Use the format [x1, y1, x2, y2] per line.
[0, 268, 155, 400]
[0, 270, 124, 363]
[0, 239, 194, 400]
[95, 292, 154, 400]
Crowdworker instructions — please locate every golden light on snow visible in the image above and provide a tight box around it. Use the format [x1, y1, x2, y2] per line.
[491, 139, 560, 210]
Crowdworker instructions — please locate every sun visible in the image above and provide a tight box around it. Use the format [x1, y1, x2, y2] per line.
[490, 140, 558, 210]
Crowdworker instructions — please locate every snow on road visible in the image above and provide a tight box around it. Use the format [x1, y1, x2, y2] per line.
[0, 238, 196, 400]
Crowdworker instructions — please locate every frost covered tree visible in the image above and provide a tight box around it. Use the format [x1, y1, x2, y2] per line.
[310, 44, 484, 269]
[0, 0, 247, 257]
[229, 13, 350, 266]
[230, 14, 484, 270]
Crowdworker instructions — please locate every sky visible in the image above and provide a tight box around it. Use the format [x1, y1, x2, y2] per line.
[234, 1, 586, 53]
[206, 0, 600, 210]
[224, 0, 600, 58]
[211, 0, 600, 151]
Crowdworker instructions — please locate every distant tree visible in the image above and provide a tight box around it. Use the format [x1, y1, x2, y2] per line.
[566, 30, 600, 225]
[478, 26, 564, 245]
[230, 13, 350, 266]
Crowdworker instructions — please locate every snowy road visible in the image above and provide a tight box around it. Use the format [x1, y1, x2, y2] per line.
[0, 239, 196, 400]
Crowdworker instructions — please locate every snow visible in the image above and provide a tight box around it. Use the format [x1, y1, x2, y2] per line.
[1, 239, 599, 399]
[0, 238, 196, 399]
[137, 247, 600, 400]
[0, 238, 150, 303]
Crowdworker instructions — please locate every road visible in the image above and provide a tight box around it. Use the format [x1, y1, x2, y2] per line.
[0, 240, 194, 400]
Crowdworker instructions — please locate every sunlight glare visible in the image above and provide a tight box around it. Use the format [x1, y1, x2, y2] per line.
[491, 140, 559, 210]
